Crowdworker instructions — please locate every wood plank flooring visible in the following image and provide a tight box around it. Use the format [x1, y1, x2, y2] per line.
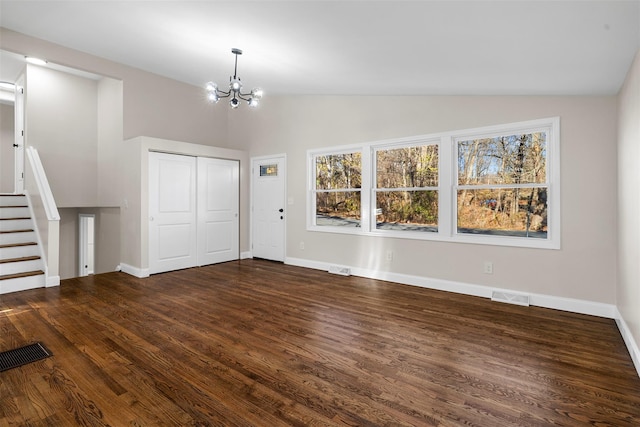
[1, 259, 639, 426]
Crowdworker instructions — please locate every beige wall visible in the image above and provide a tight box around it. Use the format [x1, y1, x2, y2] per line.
[58, 207, 121, 280]
[0, 103, 14, 193]
[618, 50, 640, 357]
[26, 65, 99, 207]
[97, 78, 124, 207]
[230, 95, 618, 305]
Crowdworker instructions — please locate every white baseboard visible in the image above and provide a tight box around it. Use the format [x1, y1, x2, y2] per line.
[615, 309, 640, 378]
[240, 251, 252, 259]
[120, 263, 149, 278]
[45, 275, 60, 287]
[286, 256, 616, 319]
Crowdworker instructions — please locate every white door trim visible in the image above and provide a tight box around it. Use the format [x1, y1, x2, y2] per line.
[14, 73, 25, 194]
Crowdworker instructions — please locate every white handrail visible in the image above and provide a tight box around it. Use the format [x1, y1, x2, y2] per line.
[26, 146, 60, 221]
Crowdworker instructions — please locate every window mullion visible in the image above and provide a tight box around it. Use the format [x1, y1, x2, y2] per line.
[361, 146, 372, 232]
[440, 135, 453, 237]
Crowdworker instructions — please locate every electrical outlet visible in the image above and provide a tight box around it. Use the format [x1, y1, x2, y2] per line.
[483, 261, 493, 274]
[386, 250, 393, 262]
[299, 241, 305, 250]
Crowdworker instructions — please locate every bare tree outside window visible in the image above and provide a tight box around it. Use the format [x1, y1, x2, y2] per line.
[457, 132, 547, 238]
[314, 152, 362, 227]
[375, 145, 439, 232]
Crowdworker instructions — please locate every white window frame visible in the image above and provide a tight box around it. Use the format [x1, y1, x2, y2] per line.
[307, 117, 560, 250]
[370, 138, 442, 239]
[307, 144, 365, 235]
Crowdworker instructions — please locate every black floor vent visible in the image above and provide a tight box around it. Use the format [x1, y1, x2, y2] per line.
[0, 342, 52, 372]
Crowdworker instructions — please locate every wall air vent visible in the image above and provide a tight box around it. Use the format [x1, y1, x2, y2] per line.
[328, 265, 351, 276]
[491, 291, 530, 307]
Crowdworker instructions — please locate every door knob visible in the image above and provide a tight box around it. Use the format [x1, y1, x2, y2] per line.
[13, 144, 18, 148]
[279, 208, 284, 212]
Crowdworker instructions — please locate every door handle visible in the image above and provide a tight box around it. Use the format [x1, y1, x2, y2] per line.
[279, 208, 284, 212]
[13, 144, 18, 148]
[280, 216, 283, 220]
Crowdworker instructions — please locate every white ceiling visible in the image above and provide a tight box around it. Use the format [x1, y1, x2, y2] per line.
[1, 1, 639, 96]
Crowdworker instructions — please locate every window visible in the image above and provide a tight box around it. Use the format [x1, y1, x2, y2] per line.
[456, 131, 547, 239]
[312, 151, 362, 228]
[308, 118, 559, 249]
[374, 143, 439, 232]
[260, 164, 278, 176]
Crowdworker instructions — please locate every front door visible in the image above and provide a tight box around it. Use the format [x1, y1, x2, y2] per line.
[252, 155, 286, 262]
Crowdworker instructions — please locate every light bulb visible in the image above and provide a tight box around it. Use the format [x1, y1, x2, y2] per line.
[205, 81, 217, 92]
[230, 97, 240, 109]
[207, 91, 219, 103]
[230, 78, 242, 92]
[251, 88, 264, 99]
[248, 98, 259, 108]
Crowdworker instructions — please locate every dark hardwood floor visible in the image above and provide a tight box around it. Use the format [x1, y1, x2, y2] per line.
[1, 259, 639, 426]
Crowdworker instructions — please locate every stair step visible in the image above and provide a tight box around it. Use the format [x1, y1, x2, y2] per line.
[0, 255, 41, 264]
[0, 256, 44, 276]
[0, 195, 27, 208]
[0, 207, 30, 219]
[0, 242, 37, 249]
[0, 243, 39, 260]
[0, 271, 46, 293]
[0, 230, 36, 246]
[0, 219, 33, 232]
[0, 270, 45, 281]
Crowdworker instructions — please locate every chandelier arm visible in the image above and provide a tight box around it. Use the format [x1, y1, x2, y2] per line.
[236, 93, 252, 102]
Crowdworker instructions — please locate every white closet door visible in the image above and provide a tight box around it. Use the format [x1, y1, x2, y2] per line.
[149, 152, 198, 274]
[197, 157, 239, 266]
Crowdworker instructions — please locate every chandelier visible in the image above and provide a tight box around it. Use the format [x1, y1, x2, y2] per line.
[206, 48, 263, 109]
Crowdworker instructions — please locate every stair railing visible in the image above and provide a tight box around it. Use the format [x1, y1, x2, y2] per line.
[25, 146, 60, 287]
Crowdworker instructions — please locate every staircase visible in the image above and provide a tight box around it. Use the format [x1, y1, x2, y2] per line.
[0, 194, 46, 293]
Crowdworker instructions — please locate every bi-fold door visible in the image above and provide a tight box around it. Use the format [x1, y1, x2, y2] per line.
[148, 152, 239, 275]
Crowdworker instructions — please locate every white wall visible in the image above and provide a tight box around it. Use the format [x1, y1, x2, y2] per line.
[617, 50, 640, 367]
[0, 103, 14, 193]
[230, 95, 618, 305]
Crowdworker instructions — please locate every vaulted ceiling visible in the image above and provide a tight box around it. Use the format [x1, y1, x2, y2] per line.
[1, 1, 639, 95]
